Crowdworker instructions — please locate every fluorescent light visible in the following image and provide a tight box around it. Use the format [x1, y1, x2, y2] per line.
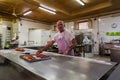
[23, 11, 32, 16]
[76, 0, 85, 6]
[40, 4, 56, 12]
[39, 7, 56, 14]
[39, 4, 56, 14]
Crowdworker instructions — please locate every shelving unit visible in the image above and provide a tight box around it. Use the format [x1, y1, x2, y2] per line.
[6, 28, 11, 42]
[0, 34, 1, 48]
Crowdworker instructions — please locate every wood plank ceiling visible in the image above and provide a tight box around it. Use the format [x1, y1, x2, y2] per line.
[0, 0, 120, 23]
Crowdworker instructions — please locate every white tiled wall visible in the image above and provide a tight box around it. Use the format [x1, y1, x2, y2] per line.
[28, 29, 51, 46]
[18, 19, 50, 46]
[65, 22, 75, 35]
[98, 16, 120, 43]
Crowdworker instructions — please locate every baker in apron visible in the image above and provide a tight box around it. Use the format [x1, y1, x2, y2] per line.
[36, 20, 76, 56]
[55, 33, 74, 56]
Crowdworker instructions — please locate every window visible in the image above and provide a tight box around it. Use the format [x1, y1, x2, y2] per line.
[78, 22, 89, 29]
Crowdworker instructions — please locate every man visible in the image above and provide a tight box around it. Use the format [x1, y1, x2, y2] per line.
[36, 20, 76, 56]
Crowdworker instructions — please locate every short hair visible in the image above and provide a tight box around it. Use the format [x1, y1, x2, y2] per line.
[56, 20, 64, 27]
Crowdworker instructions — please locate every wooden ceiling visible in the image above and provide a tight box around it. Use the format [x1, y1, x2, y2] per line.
[0, 0, 120, 23]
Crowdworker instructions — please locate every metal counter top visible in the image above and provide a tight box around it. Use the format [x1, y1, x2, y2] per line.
[107, 64, 120, 80]
[0, 49, 116, 80]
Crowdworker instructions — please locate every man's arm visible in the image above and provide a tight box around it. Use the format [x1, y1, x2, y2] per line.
[36, 40, 55, 54]
[64, 38, 77, 55]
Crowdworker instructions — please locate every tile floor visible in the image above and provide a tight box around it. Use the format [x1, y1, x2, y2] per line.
[93, 54, 110, 62]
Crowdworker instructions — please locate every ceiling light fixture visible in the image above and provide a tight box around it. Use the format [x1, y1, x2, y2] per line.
[40, 4, 56, 12]
[23, 11, 32, 16]
[39, 4, 56, 14]
[76, 0, 85, 6]
[39, 7, 56, 14]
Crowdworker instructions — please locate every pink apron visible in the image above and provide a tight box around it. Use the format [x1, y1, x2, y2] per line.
[56, 35, 74, 56]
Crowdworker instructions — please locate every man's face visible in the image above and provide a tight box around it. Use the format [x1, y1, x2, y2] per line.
[56, 21, 64, 32]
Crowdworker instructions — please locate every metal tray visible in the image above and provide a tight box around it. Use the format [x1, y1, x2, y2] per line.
[20, 54, 51, 62]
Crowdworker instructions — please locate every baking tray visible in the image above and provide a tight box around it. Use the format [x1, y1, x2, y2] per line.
[20, 54, 51, 62]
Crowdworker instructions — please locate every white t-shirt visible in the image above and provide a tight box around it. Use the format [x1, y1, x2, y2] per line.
[53, 30, 75, 47]
[52, 30, 75, 55]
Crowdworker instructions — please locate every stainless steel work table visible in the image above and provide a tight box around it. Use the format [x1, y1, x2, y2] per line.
[0, 49, 116, 80]
[107, 64, 120, 80]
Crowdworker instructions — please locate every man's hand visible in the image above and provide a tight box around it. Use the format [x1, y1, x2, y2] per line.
[36, 50, 43, 56]
[35, 40, 55, 56]
[64, 39, 77, 55]
[64, 50, 70, 55]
